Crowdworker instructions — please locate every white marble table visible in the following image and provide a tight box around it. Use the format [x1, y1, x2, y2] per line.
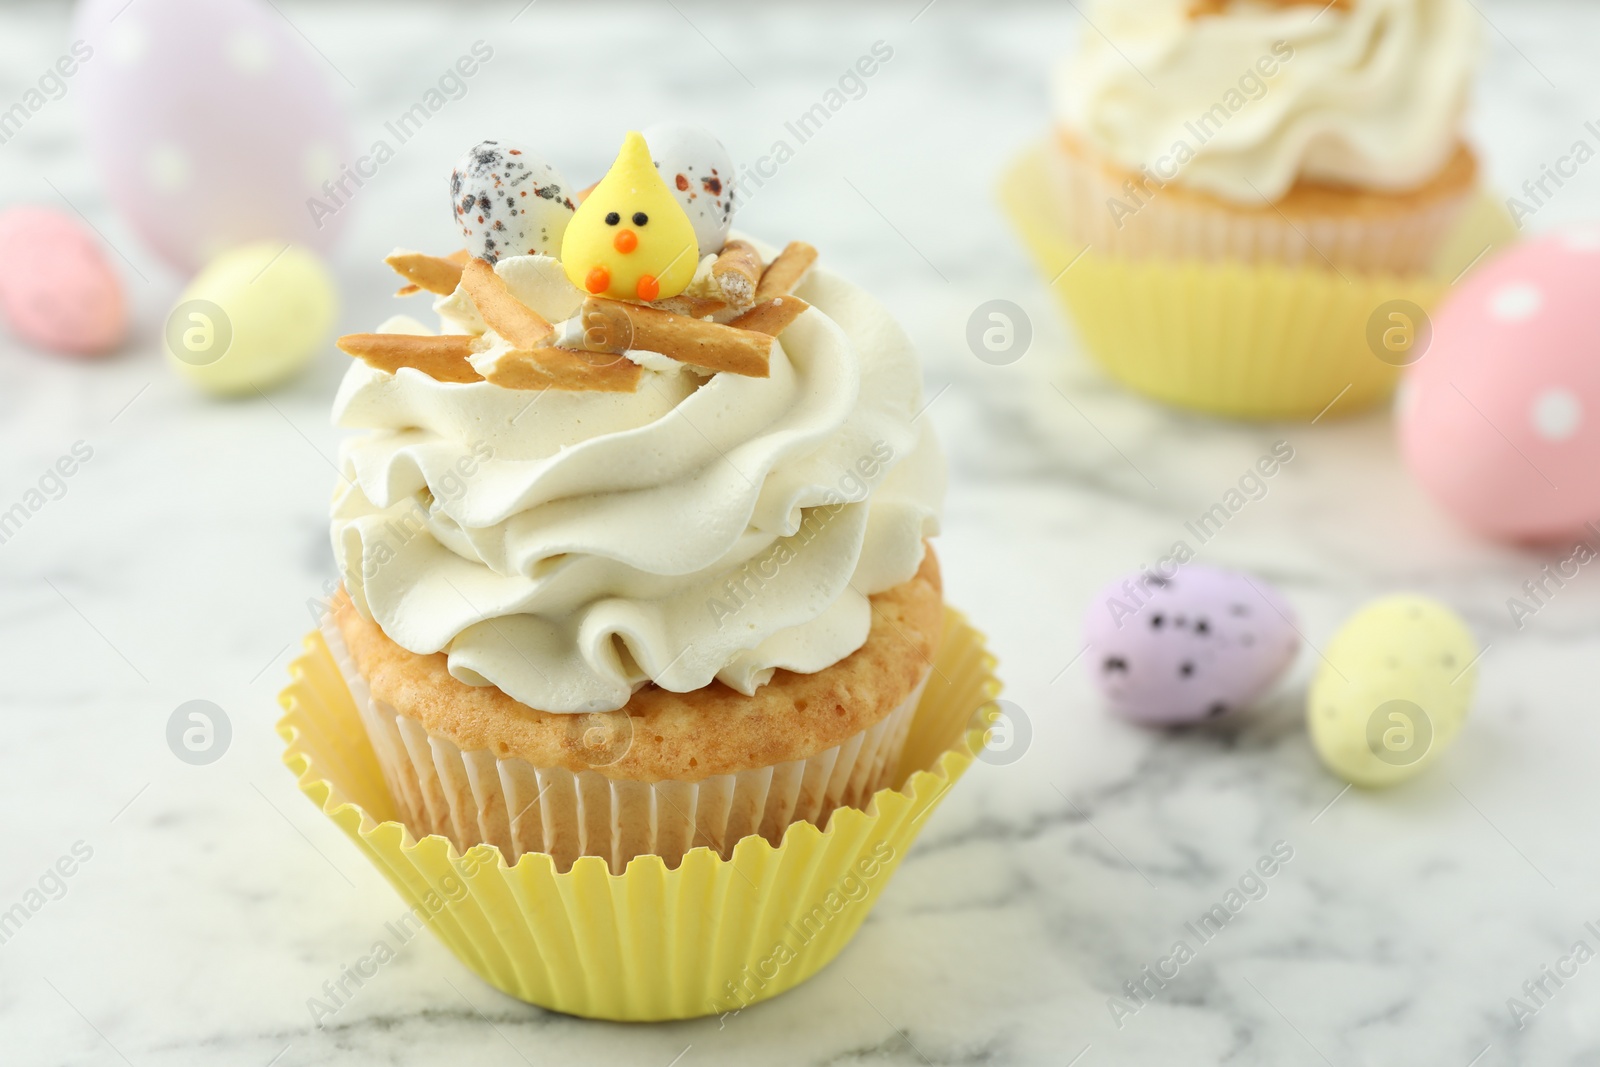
[3, 2, 1600, 1064]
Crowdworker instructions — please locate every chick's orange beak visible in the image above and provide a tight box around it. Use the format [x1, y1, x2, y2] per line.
[613, 229, 638, 254]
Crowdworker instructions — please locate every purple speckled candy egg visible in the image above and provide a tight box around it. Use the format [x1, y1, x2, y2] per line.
[74, 0, 355, 274]
[450, 141, 576, 264]
[1083, 567, 1300, 726]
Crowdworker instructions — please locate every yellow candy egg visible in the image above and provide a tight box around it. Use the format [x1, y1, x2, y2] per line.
[165, 242, 336, 395]
[561, 131, 699, 304]
[1307, 595, 1478, 788]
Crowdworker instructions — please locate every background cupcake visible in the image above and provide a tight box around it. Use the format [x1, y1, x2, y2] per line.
[1052, 0, 1480, 272]
[1004, 0, 1512, 419]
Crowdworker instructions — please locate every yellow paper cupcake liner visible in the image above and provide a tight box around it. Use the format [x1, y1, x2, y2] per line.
[1000, 143, 1516, 420]
[276, 608, 999, 1021]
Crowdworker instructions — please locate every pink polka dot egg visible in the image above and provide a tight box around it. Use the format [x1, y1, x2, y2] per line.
[1398, 227, 1600, 543]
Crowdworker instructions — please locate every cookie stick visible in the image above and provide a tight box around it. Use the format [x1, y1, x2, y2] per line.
[727, 296, 810, 337]
[754, 242, 818, 302]
[484, 348, 643, 393]
[460, 258, 556, 351]
[710, 239, 763, 309]
[584, 298, 772, 378]
[388, 249, 471, 296]
[337, 333, 483, 383]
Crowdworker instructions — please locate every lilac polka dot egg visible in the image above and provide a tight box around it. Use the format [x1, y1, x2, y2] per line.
[451, 141, 576, 264]
[1084, 566, 1301, 726]
[73, 0, 355, 274]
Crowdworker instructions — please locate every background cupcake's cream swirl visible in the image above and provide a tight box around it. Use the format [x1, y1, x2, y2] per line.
[1054, 0, 1479, 203]
[330, 244, 944, 713]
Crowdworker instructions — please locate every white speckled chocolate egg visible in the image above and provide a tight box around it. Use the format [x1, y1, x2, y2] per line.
[1308, 595, 1477, 788]
[1083, 566, 1300, 726]
[450, 141, 576, 264]
[641, 122, 735, 257]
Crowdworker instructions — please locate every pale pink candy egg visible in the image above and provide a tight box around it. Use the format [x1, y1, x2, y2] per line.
[1399, 227, 1600, 543]
[73, 0, 354, 274]
[0, 207, 127, 356]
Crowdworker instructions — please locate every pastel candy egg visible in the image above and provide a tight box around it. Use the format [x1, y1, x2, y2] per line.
[1307, 595, 1477, 787]
[73, 0, 354, 274]
[1084, 567, 1301, 725]
[0, 207, 126, 356]
[1399, 227, 1600, 542]
[642, 121, 736, 258]
[164, 242, 335, 395]
[450, 141, 576, 264]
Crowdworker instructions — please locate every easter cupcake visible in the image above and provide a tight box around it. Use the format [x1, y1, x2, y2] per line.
[323, 126, 947, 877]
[283, 126, 994, 1020]
[1002, 0, 1510, 418]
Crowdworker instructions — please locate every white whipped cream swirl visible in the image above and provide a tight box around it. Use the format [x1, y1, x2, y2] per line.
[1054, 0, 1479, 202]
[330, 242, 943, 713]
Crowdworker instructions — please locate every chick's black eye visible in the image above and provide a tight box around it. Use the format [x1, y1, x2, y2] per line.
[604, 212, 620, 225]
[632, 212, 648, 226]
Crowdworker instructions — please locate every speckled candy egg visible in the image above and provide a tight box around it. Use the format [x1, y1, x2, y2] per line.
[0, 207, 126, 356]
[73, 0, 354, 274]
[642, 121, 735, 258]
[1399, 227, 1600, 543]
[1084, 567, 1301, 725]
[451, 141, 576, 264]
[1307, 595, 1477, 788]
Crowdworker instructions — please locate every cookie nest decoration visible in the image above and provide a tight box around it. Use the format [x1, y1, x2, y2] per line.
[338, 128, 815, 394]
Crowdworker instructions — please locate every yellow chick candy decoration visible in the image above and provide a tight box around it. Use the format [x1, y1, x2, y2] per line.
[561, 131, 700, 303]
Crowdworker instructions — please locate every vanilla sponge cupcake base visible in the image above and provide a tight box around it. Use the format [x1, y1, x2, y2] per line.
[324, 614, 925, 874]
[327, 550, 943, 874]
[1049, 129, 1480, 275]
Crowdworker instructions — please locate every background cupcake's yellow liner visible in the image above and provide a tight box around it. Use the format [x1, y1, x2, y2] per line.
[1000, 143, 1517, 420]
[277, 608, 999, 1022]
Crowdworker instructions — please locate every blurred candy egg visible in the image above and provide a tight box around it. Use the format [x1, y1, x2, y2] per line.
[1399, 227, 1600, 543]
[164, 242, 335, 395]
[642, 121, 735, 257]
[0, 207, 126, 355]
[1084, 566, 1300, 725]
[74, 0, 354, 274]
[450, 141, 576, 264]
[1307, 595, 1477, 787]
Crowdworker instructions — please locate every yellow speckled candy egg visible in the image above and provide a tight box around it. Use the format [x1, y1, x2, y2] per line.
[1307, 595, 1478, 788]
[165, 243, 336, 395]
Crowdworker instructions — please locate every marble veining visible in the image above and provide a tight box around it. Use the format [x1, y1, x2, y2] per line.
[2, 1, 1599, 1064]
